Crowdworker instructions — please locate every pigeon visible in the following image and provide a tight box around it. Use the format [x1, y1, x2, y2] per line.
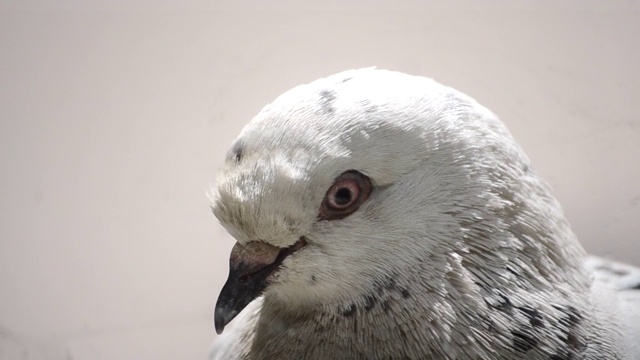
[209, 68, 640, 359]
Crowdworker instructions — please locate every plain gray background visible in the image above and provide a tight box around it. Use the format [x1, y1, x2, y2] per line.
[1, 1, 638, 359]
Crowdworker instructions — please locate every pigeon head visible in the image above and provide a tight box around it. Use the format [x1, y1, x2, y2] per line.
[211, 68, 584, 334]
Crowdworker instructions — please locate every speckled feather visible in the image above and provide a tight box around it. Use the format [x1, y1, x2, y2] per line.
[210, 69, 640, 359]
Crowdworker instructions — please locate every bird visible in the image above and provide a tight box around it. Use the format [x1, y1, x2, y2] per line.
[209, 68, 640, 359]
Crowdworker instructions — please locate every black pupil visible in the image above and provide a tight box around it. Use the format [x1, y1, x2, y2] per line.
[334, 187, 353, 206]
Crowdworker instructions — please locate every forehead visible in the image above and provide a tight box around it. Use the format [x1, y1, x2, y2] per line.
[212, 146, 320, 246]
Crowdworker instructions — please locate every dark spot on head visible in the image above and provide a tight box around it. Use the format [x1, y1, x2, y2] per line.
[629, 282, 640, 290]
[309, 275, 317, 284]
[518, 306, 544, 328]
[381, 300, 390, 313]
[511, 329, 538, 352]
[374, 275, 398, 295]
[485, 292, 513, 314]
[341, 76, 353, 83]
[479, 314, 498, 333]
[554, 305, 583, 325]
[364, 295, 376, 311]
[319, 90, 336, 114]
[552, 305, 585, 354]
[230, 141, 244, 163]
[384, 276, 397, 290]
[400, 288, 410, 298]
[342, 304, 356, 317]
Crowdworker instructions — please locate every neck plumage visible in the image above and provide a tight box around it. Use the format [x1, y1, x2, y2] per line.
[247, 245, 584, 359]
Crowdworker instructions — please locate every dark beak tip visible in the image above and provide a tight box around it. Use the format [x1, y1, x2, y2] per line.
[214, 307, 229, 335]
[214, 320, 225, 335]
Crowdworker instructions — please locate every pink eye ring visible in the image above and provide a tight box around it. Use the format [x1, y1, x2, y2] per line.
[319, 171, 372, 220]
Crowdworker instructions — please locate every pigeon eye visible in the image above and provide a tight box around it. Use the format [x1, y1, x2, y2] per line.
[319, 171, 372, 220]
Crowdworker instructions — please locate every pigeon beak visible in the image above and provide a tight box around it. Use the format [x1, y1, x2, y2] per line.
[214, 238, 307, 334]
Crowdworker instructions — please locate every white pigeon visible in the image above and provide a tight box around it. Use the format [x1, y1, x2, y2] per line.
[209, 68, 640, 359]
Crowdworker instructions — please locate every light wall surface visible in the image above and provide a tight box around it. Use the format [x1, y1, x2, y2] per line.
[1, 1, 638, 359]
